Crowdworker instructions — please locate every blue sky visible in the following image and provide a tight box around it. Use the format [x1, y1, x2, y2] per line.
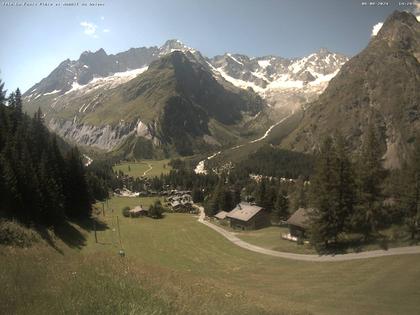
[0, 0, 418, 92]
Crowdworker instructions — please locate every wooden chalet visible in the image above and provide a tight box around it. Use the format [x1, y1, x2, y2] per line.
[129, 205, 149, 217]
[286, 208, 313, 238]
[226, 202, 270, 230]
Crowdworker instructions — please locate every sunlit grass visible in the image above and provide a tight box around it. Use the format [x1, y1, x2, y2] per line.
[1, 196, 420, 315]
[113, 159, 171, 178]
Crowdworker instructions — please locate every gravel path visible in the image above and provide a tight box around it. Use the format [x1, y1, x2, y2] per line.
[143, 163, 153, 176]
[196, 206, 420, 262]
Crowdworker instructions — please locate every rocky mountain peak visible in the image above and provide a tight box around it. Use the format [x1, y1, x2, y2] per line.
[316, 47, 331, 55]
[375, 11, 420, 50]
[159, 39, 193, 55]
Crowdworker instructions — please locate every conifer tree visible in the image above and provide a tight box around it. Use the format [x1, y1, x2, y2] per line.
[0, 80, 6, 105]
[401, 135, 420, 239]
[255, 178, 276, 211]
[8, 91, 15, 108]
[309, 136, 341, 249]
[353, 125, 385, 238]
[335, 134, 356, 232]
[273, 189, 289, 221]
[0, 82, 93, 226]
[64, 147, 91, 219]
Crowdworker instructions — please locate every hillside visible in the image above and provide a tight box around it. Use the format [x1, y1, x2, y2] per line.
[22, 39, 347, 159]
[279, 11, 420, 168]
[24, 50, 266, 157]
[2, 201, 420, 315]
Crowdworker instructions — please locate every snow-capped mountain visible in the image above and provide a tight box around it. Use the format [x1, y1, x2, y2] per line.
[22, 39, 348, 156]
[207, 48, 348, 112]
[24, 39, 347, 114]
[24, 40, 199, 100]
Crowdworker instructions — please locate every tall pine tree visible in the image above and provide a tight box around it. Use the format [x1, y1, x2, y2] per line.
[309, 136, 342, 249]
[353, 125, 386, 238]
[401, 135, 420, 239]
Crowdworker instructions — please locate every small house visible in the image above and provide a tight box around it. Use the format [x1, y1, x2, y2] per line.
[129, 205, 149, 217]
[286, 208, 313, 239]
[226, 202, 270, 230]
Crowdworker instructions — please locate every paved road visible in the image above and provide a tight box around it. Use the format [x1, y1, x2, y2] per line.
[196, 206, 420, 262]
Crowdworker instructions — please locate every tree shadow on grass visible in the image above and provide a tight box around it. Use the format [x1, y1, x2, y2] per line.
[33, 225, 64, 254]
[74, 216, 108, 232]
[33, 216, 109, 252]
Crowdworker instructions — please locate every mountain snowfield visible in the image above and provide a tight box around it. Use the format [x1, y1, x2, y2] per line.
[206, 47, 348, 111]
[24, 39, 348, 113]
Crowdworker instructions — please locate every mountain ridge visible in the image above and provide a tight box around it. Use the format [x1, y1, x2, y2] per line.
[22, 39, 347, 158]
[279, 10, 420, 168]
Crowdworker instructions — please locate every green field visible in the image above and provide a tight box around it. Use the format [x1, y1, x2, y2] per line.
[232, 225, 316, 254]
[1, 196, 420, 315]
[113, 159, 171, 178]
[220, 222, 415, 255]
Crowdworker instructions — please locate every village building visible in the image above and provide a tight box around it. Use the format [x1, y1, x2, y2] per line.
[226, 202, 270, 230]
[214, 211, 229, 221]
[169, 200, 193, 212]
[129, 205, 149, 217]
[284, 207, 313, 240]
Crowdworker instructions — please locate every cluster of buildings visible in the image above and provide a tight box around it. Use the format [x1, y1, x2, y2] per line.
[214, 202, 313, 242]
[165, 190, 194, 213]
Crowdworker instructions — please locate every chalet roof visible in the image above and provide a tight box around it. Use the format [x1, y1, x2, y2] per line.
[215, 211, 228, 220]
[226, 203, 264, 222]
[129, 205, 148, 213]
[286, 208, 313, 229]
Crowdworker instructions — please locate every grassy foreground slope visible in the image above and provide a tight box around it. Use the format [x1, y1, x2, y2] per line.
[1, 197, 420, 315]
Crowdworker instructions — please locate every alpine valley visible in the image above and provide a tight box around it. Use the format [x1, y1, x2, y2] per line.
[23, 11, 420, 169]
[23, 38, 347, 159]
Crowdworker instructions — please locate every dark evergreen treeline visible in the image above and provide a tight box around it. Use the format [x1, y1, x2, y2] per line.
[309, 128, 420, 251]
[86, 159, 121, 201]
[203, 172, 307, 222]
[201, 125, 420, 253]
[232, 145, 314, 180]
[0, 81, 91, 226]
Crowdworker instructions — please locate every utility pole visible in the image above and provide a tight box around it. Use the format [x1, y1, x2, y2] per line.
[116, 215, 122, 247]
[93, 220, 97, 243]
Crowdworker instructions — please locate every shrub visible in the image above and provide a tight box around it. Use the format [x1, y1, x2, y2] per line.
[0, 219, 39, 247]
[122, 206, 131, 218]
[149, 201, 164, 219]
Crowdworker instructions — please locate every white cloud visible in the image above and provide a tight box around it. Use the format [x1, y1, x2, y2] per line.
[103, 29, 110, 33]
[80, 21, 98, 38]
[371, 22, 383, 37]
[100, 16, 105, 20]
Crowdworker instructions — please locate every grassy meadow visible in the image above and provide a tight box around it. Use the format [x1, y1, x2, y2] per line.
[225, 224, 416, 255]
[113, 159, 171, 178]
[1, 196, 420, 315]
[232, 225, 316, 254]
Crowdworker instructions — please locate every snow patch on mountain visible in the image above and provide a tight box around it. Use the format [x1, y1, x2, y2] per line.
[227, 53, 244, 65]
[217, 67, 265, 93]
[257, 59, 271, 68]
[64, 67, 148, 95]
[43, 89, 61, 96]
[209, 50, 348, 106]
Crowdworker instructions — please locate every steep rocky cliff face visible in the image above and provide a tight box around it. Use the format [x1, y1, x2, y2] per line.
[280, 11, 420, 168]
